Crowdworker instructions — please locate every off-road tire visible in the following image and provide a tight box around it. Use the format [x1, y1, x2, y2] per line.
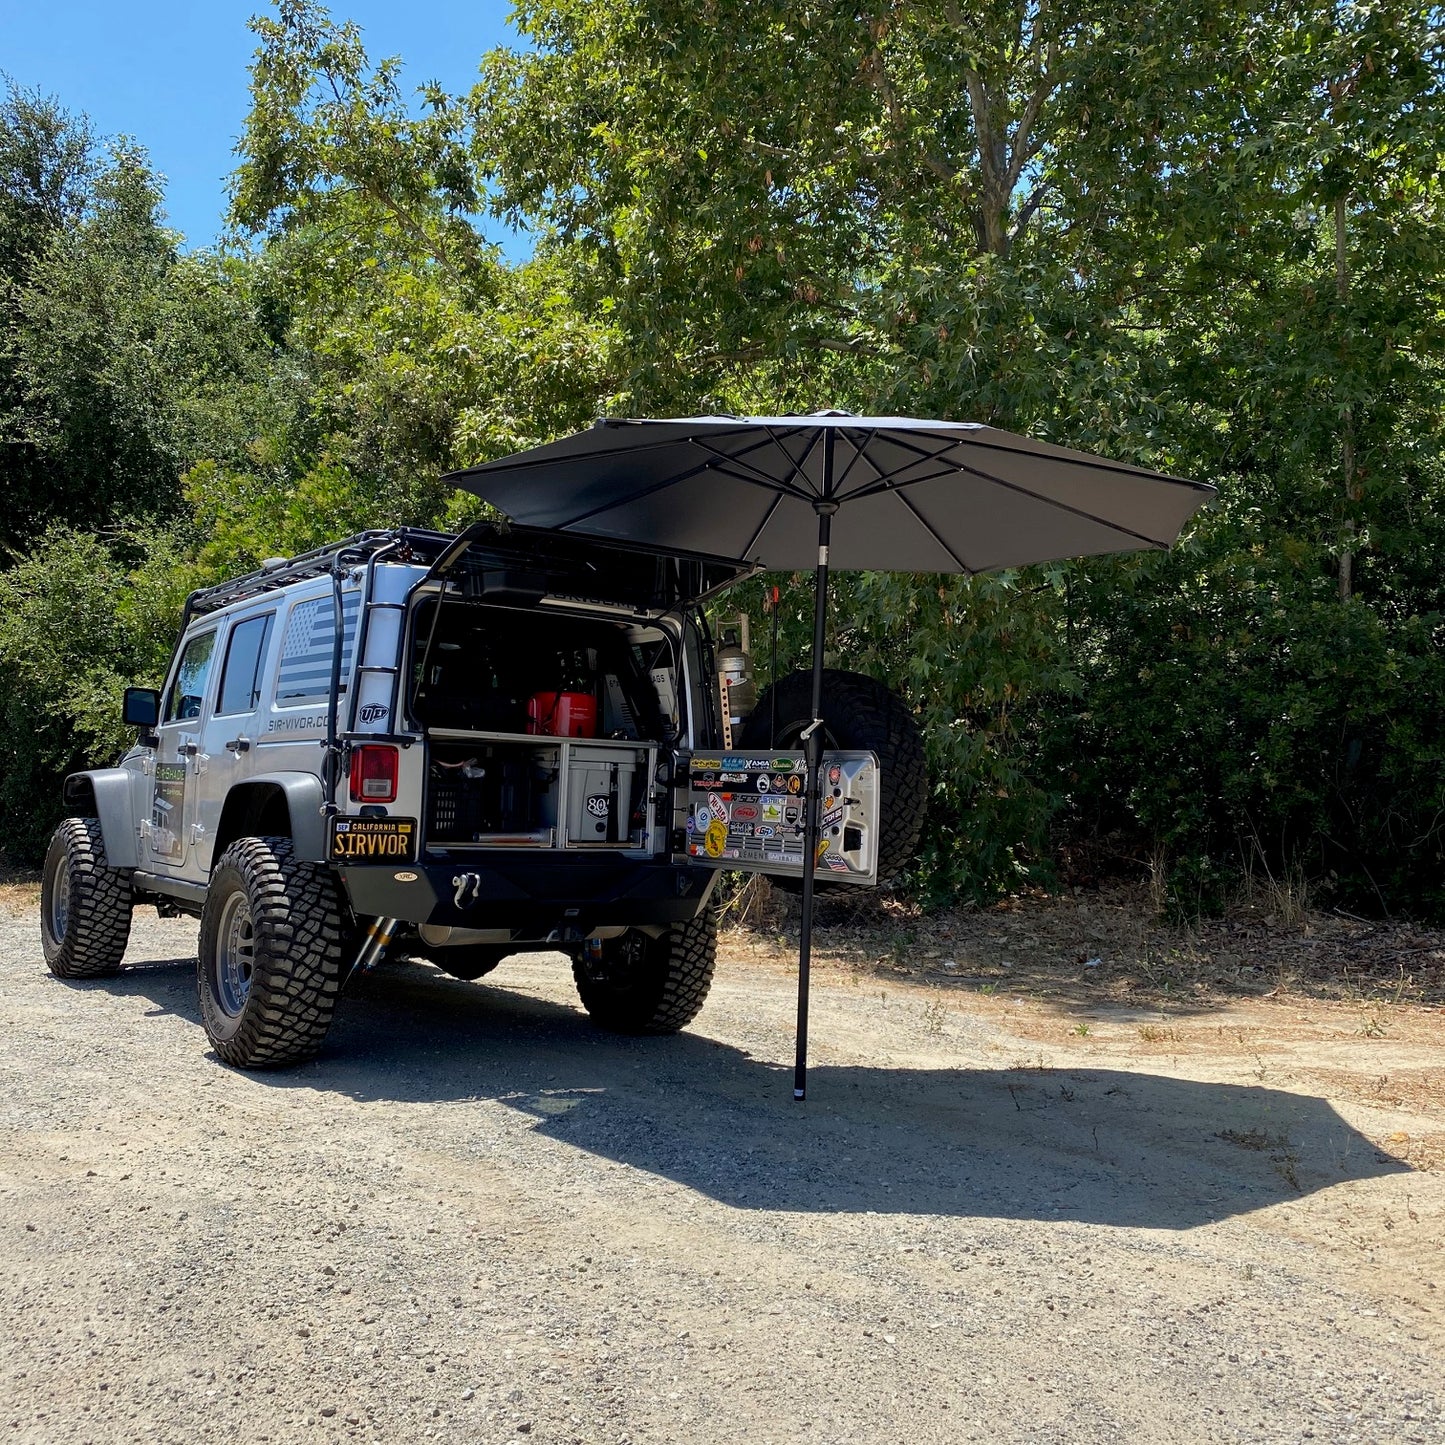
[741, 668, 927, 886]
[430, 944, 507, 981]
[40, 818, 132, 978]
[571, 909, 718, 1035]
[198, 836, 347, 1069]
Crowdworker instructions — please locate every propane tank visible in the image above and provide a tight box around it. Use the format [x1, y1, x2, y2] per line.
[716, 615, 757, 727]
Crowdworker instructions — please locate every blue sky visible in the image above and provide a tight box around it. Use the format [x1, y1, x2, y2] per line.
[1, 1, 528, 256]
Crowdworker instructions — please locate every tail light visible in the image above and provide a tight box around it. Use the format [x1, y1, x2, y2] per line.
[349, 744, 399, 804]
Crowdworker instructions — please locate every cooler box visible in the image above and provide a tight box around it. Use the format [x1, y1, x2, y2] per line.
[565, 746, 641, 845]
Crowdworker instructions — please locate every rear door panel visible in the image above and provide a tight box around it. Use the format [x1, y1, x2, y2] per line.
[680, 748, 881, 886]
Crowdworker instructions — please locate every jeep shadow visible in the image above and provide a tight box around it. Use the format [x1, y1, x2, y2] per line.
[81, 952, 1409, 1231]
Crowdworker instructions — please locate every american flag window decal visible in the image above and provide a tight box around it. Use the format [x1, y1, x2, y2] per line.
[274, 592, 360, 706]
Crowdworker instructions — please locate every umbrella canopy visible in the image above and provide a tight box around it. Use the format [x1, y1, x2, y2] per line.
[445, 414, 1214, 1101]
[445, 414, 1213, 573]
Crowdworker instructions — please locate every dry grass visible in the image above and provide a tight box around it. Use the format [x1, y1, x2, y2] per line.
[0, 869, 40, 912]
[1216, 1127, 1302, 1191]
[725, 878, 1445, 1010]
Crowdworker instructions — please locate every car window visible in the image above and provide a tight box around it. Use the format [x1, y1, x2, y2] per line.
[274, 592, 361, 707]
[164, 631, 217, 723]
[215, 613, 275, 716]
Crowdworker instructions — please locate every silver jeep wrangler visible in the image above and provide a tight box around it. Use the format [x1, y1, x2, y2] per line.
[40, 524, 921, 1068]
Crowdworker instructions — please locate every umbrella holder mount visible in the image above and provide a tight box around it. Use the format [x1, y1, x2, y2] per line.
[681, 749, 880, 886]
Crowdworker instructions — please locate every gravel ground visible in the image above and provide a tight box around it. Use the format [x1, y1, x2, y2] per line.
[2, 894, 1443, 1444]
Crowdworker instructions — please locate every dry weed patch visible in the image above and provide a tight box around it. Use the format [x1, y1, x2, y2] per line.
[723, 878, 1445, 1011]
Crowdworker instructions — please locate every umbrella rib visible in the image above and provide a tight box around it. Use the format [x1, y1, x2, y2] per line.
[690, 433, 820, 500]
[756, 425, 826, 498]
[739, 492, 787, 561]
[453, 424, 763, 478]
[888, 488, 977, 573]
[847, 438, 1176, 550]
[553, 465, 718, 530]
[955, 432, 1213, 490]
[947, 460, 1172, 549]
[828, 427, 878, 498]
[838, 433, 962, 500]
[552, 452, 812, 532]
[856, 426, 1203, 498]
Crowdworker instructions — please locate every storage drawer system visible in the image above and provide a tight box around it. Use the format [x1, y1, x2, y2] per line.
[422, 734, 882, 886]
[425, 729, 657, 851]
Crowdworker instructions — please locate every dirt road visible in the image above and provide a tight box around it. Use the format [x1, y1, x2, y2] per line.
[3, 893, 1443, 1444]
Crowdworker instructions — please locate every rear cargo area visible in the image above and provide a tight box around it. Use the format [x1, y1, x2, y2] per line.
[411, 600, 675, 854]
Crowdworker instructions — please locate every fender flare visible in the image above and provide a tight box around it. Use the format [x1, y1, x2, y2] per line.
[214, 773, 329, 863]
[63, 769, 140, 869]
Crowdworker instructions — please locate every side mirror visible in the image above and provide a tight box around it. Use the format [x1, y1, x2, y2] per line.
[123, 686, 161, 729]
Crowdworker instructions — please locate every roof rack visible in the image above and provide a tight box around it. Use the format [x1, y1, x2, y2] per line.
[184, 528, 456, 618]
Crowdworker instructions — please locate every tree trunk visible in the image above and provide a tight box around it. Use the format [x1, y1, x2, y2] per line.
[1336, 193, 1356, 601]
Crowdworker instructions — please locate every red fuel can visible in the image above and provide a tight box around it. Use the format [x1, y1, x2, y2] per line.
[526, 691, 598, 738]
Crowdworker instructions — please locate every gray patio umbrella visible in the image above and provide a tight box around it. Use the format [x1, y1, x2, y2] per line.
[446, 414, 1214, 1098]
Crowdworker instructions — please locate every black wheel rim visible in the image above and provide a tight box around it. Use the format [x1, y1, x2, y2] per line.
[45, 847, 72, 943]
[212, 891, 256, 1017]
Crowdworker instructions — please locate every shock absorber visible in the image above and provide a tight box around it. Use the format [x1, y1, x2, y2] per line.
[349, 916, 401, 981]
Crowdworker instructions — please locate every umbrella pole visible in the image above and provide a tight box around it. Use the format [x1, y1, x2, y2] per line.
[794, 503, 835, 1101]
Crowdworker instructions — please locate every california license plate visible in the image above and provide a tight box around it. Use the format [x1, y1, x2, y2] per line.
[328, 817, 418, 864]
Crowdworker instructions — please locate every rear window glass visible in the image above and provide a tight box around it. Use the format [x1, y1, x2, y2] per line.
[216, 613, 275, 716]
[274, 593, 360, 707]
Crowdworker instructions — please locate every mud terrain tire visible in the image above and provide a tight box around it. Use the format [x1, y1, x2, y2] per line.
[572, 910, 718, 1034]
[40, 818, 132, 978]
[198, 836, 347, 1069]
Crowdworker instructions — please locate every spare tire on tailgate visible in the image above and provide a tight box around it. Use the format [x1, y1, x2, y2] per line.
[739, 668, 926, 887]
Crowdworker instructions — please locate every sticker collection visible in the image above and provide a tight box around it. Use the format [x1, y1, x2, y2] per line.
[685, 754, 858, 874]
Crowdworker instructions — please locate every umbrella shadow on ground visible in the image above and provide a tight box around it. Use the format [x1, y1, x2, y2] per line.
[85, 955, 1409, 1229]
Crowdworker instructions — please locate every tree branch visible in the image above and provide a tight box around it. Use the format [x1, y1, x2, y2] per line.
[1008, 174, 1053, 241]
[962, 66, 1000, 192]
[318, 63, 463, 277]
[863, 34, 959, 183]
[687, 333, 884, 368]
[1004, 40, 1059, 195]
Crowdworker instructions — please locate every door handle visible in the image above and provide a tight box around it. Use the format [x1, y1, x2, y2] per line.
[179, 742, 199, 757]
[224, 737, 252, 754]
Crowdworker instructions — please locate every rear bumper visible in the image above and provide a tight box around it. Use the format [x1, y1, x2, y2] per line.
[336, 853, 713, 935]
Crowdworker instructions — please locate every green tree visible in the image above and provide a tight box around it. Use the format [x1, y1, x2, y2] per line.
[0, 79, 93, 283]
[220, 0, 619, 571]
[1, 87, 289, 555]
[0, 526, 192, 862]
[0, 81, 94, 556]
[10, 0, 1443, 915]
[472, 0, 1445, 908]
[0, 90, 292, 855]
[1053, 2, 1445, 913]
